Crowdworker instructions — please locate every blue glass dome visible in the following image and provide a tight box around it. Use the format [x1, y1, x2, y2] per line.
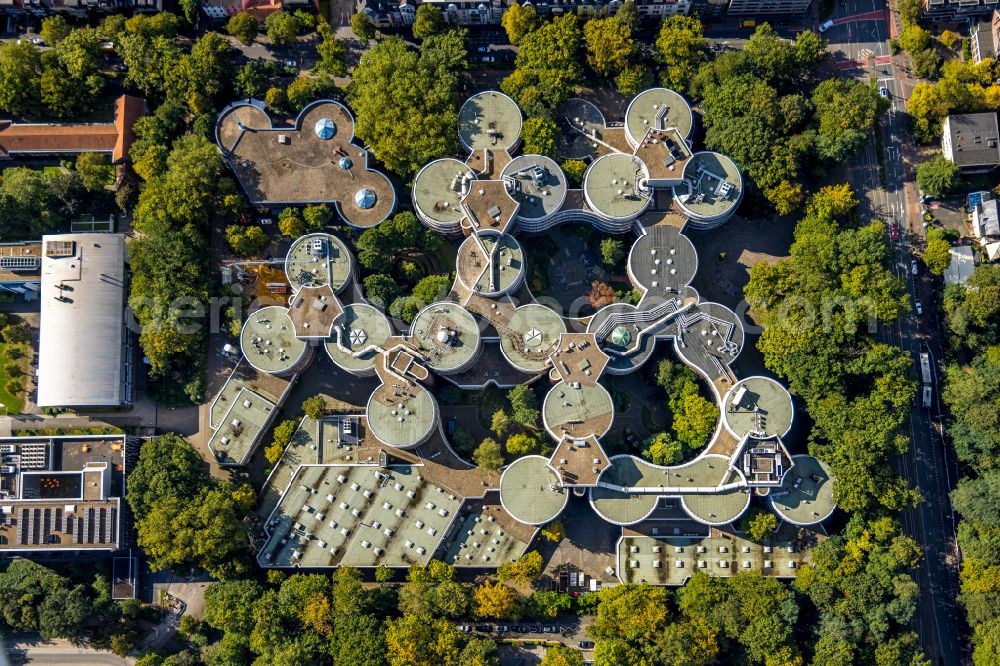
[355, 188, 377, 209]
[338, 156, 353, 170]
[314, 118, 337, 140]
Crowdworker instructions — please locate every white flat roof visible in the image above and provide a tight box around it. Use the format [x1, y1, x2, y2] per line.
[37, 233, 126, 407]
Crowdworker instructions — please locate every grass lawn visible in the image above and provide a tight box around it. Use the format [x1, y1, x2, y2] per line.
[0, 342, 27, 414]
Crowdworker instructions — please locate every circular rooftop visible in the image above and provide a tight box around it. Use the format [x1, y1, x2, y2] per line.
[768, 455, 837, 526]
[673, 152, 743, 226]
[215, 102, 271, 152]
[314, 117, 336, 139]
[458, 91, 523, 152]
[542, 380, 614, 440]
[499, 304, 567, 373]
[325, 303, 393, 374]
[556, 98, 607, 160]
[681, 488, 751, 526]
[239, 305, 307, 375]
[589, 457, 659, 525]
[583, 153, 651, 222]
[624, 88, 694, 145]
[413, 158, 476, 228]
[587, 303, 657, 374]
[722, 376, 794, 439]
[366, 382, 437, 448]
[456, 234, 525, 297]
[284, 233, 353, 293]
[627, 224, 698, 296]
[502, 155, 567, 221]
[675, 302, 744, 378]
[410, 302, 481, 374]
[499, 455, 568, 525]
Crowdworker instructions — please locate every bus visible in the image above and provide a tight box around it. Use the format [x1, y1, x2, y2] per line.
[922, 385, 933, 409]
[919, 352, 932, 385]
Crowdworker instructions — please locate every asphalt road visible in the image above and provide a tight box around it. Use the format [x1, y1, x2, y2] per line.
[825, 4, 964, 664]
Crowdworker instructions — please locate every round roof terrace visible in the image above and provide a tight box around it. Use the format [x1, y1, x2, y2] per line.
[542, 380, 614, 440]
[413, 158, 476, 229]
[673, 152, 743, 227]
[768, 455, 837, 526]
[583, 153, 651, 222]
[624, 88, 694, 146]
[456, 234, 525, 297]
[502, 154, 567, 221]
[366, 382, 437, 449]
[499, 455, 568, 525]
[499, 304, 567, 374]
[410, 302, 482, 374]
[239, 306, 307, 375]
[284, 233, 352, 293]
[325, 303, 393, 374]
[627, 224, 698, 296]
[458, 91, 523, 152]
[722, 376, 794, 439]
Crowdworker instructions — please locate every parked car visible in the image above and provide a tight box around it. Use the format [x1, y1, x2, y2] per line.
[480, 56, 495, 63]
[475, 625, 492, 632]
[457, 625, 471, 632]
[578, 641, 595, 649]
[911, 259, 918, 275]
[890, 225, 899, 241]
[915, 300, 923, 316]
[543, 626, 558, 633]
[879, 86, 890, 98]
[285, 59, 298, 69]
[496, 625, 509, 633]
[819, 19, 834, 32]
[30, 37, 45, 46]
[259, 218, 274, 225]
[477, 45, 489, 52]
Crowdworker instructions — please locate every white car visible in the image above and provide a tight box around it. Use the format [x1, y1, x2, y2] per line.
[285, 59, 298, 69]
[30, 37, 45, 46]
[915, 300, 923, 316]
[911, 260, 918, 275]
[880, 86, 890, 98]
[819, 20, 834, 33]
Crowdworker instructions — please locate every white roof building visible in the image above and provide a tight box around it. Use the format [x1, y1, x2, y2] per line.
[36, 233, 130, 408]
[973, 198, 1000, 239]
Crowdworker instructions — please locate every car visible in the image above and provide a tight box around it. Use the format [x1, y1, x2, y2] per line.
[915, 300, 923, 316]
[496, 625, 509, 633]
[543, 626, 558, 633]
[880, 86, 890, 98]
[480, 56, 495, 63]
[477, 45, 489, 52]
[457, 625, 471, 632]
[578, 641, 595, 649]
[259, 218, 274, 225]
[475, 625, 492, 632]
[31, 37, 45, 46]
[911, 260, 918, 275]
[890, 225, 899, 241]
[285, 59, 298, 68]
[818, 19, 834, 32]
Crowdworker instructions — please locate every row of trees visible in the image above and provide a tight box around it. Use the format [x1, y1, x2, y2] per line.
[939, 265, 1000, 664]
[909, 57, 1000, 143]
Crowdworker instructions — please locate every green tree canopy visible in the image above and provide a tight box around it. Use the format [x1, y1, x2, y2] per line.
[916, 153, 959, 197]
[413, 4, 446, 40]
[655, 15, 705, 93]
[227, 12, 259, 46]
[501, 2, 538, 45]
[265, 11, 302, 46]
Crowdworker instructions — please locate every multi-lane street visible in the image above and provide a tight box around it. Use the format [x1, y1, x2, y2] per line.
[823, 3, 963, 664]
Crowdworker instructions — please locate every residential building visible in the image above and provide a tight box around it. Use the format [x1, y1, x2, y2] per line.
[922, 0, 995, 22]
[945, 246, 976, 285]
[36, 233, 132, 409]
[942, 112, 1000, 173]
[0, 435, 130, 555]
[973, 196, 1000, 239]
[360, 0, 690, 27]
[726, 0, 811, 15]
[0, 95, 144, 164]
[971, 12, 999, 63]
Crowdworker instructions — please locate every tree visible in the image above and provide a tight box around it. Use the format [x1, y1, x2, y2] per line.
[615, 0, 638, 31]
[917, 153, 958, 197]
[583, 17, 635, 80]
[317, 35, 347, 76]
[227, 12, 259, 46]
[643, 432, 684, 465]
[491, 409, 513, 439]
[264, 419, 298, 464]
[923, 238, 952, 276]
[76, 153, 114, 192]
[508, 384, 540, 429]
[363, 274, 400, 309]
[562, 159, 587, 185]
[349, 37, 460, 177]
[940, 29, 960, 49]
[539, 645, 584, 666]
[302, 395, 327, 419]
[501, 14, 581, 114]
[421, 28, 469, 73]
[0, 41, 42, 116]
[587, 281, 617, 309]
[225, 225, 268, 257]
[266, 11, 301, 46]
[473, 438, 505, 470]
[506, 432, 541, 456]
[615, 63, 651, 96]
[900, 24, 931, 53]
[497, 551, 543, 584]
[600, 238, 625, 267]
[812, 79, 888, 162]
[40, 16, 72, 46]
[899, 0, 921, 25]
[520, 116, 557, 157]
[541, 520, 564, 542]
[655, 15, 705, 93]
[413, 4, 446, 40]
[279, 214, 307, 238]
[744, 508, 778, 541]
[472, 580, 520, 619]
[386, 613, 462, 666]
[351, 12, 376, 42]
[127, 434, 208, 519]
[459, 638, 499, 666]
[671, 390, 718, 449]
[286, 75, 337, 110]
[912, 47, 942, 79]
[412, 274, 451, 304]
[502, 2, 538, 45]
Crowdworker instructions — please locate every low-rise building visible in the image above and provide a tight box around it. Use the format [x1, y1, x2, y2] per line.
[725, 0, 810, 14]
[973, 196, 1000, 240]
[0, 435, 129, 555]
[942, 112, 1000, 174]
[971, 13, 999, 63]
[922, 0, 995, 23]
[0, 241, 41, 300]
